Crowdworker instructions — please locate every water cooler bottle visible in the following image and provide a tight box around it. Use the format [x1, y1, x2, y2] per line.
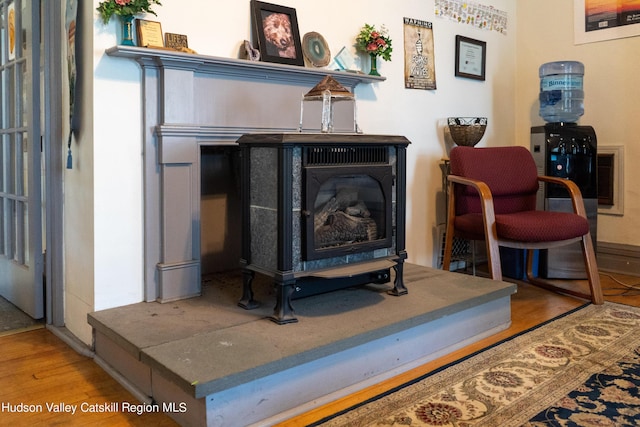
[531, 123, 597, 279]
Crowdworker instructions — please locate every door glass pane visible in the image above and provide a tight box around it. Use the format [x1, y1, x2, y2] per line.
[17, 132, 25, 196]
[25, 133, 29, 197]
[0, 191, 5, 255]
[20, 60, 26, 127]
[20, 200, 27, 264]
[1, 68, 5, 127]
[0, 6, 4, 64]
[7, 66, 15, 126]
[4, 133, 13, 194]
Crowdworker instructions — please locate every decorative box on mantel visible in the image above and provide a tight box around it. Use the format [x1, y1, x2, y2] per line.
[237, 133, 410, 324]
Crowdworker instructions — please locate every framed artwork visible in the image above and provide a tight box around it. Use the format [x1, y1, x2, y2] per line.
[574, 0, 640, 44]
[250, 0, 304, 66]
[136, 20, 164, 48]
[455, 35, 486, 81]
[403, 17, 437, 90]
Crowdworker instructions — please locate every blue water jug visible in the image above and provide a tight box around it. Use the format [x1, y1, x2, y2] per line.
[539, 61, 584, 123]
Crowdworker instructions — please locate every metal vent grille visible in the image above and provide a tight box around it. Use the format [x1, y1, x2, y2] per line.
[305, 146, 388, 166]
[436, 223, 472, 270]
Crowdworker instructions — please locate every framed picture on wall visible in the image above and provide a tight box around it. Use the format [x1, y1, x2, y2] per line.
[574, 0, 640, 44]
[403, 18, 437, 90]
[250, 0, 304, 66]
[454, 35, 486, 81]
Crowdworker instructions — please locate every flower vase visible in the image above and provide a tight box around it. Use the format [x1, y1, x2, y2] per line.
[119, 15, 135, 46]
[369, 54, 380, 76]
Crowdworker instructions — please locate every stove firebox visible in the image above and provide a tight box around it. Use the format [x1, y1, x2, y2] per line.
[237, 133, 409, 324]
[304, 147, 393, 261]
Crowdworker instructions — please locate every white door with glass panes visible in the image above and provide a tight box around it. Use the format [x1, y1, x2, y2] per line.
[0, 0, 43, 319]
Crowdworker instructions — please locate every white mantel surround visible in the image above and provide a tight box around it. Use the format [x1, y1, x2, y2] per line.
[105, 46, 384, 302]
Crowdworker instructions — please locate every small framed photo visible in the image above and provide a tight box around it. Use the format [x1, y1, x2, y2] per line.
[136, 19, 164, 48]
[455, 35, 486, 81]
[250, 0, 304, 66]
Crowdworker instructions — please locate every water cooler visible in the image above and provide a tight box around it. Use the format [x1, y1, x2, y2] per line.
[530, 61, 597, 279]
[531, 124, 597, 278]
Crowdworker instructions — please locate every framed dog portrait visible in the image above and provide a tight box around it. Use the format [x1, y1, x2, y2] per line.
[251, 0, 304, 66]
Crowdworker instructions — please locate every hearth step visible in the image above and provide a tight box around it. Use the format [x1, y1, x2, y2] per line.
[88, 263, 515, 426]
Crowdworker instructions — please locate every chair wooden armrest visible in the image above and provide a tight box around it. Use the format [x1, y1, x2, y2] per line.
[446, 174, 497, 234]
[445, 174, 501, 278]
[537, 175, 587, 218]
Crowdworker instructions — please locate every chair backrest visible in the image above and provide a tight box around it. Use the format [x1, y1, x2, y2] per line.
[449, 146, 540, 215]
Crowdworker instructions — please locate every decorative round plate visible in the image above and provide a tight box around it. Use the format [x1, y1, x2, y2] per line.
[302, 32, 331, 67]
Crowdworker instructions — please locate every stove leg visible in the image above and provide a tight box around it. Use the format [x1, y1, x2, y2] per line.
[270, 280, 298, 324]
[388, 261, 408, 296]
[238, 269, 260, 310]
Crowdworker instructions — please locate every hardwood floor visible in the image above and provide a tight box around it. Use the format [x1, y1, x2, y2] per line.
[0, 271, 637, 426]
[0, 327, 179, 426]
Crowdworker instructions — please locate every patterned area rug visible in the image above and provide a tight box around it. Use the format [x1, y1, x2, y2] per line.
[317, 302, 640, 426]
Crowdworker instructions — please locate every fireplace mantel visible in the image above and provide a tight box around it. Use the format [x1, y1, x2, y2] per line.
[106, 46, 386, 302]
[106, 45, 384, 90]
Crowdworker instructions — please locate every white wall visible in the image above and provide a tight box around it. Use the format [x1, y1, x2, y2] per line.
[70, 0, 516, 344]
[65, 1, 145, 344]
[516, 0, 640, 247]
[64, 0, 96, 345]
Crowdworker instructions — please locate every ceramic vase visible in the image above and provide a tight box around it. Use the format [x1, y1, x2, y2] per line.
[369, 54, 380, 76]
[120, 15, 135, 46]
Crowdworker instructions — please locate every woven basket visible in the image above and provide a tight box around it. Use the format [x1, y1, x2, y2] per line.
[447, 117, 487, 147]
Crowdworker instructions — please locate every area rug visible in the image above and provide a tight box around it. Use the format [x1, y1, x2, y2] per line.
[316, 302, 640, 426]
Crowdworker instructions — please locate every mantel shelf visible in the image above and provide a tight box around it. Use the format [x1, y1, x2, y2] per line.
[105, 45, 385, 90]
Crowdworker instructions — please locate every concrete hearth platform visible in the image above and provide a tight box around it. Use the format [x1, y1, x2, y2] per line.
[88, 263, 516, 426]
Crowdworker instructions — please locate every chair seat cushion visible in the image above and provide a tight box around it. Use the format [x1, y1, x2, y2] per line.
[455, 211, 590, 243]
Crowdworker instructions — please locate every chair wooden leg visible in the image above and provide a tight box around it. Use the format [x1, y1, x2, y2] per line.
[525, 249, 536, 279]
[484, 238, 502, 281]
[525, 238, 603, 304]
[442, 223, 454, 272]
[581, 233, 604, 305]
[442, 181, 458, 272]
[481, 223, 502, 281]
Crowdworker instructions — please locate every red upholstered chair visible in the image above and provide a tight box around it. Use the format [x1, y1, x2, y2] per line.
[442, 145, 603, 304]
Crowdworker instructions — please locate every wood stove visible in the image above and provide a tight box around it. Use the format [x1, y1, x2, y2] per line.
[237, 133, 410, 324]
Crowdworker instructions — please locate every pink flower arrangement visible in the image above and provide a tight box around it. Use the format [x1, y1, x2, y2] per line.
[96, 0, 162, 24]
[356, 24, 393, 61]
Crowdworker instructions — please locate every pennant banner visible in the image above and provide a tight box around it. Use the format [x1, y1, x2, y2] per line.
[435, 0, 508, 35]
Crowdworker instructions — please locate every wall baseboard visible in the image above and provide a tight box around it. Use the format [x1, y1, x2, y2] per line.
[597, 242, 640, 277]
